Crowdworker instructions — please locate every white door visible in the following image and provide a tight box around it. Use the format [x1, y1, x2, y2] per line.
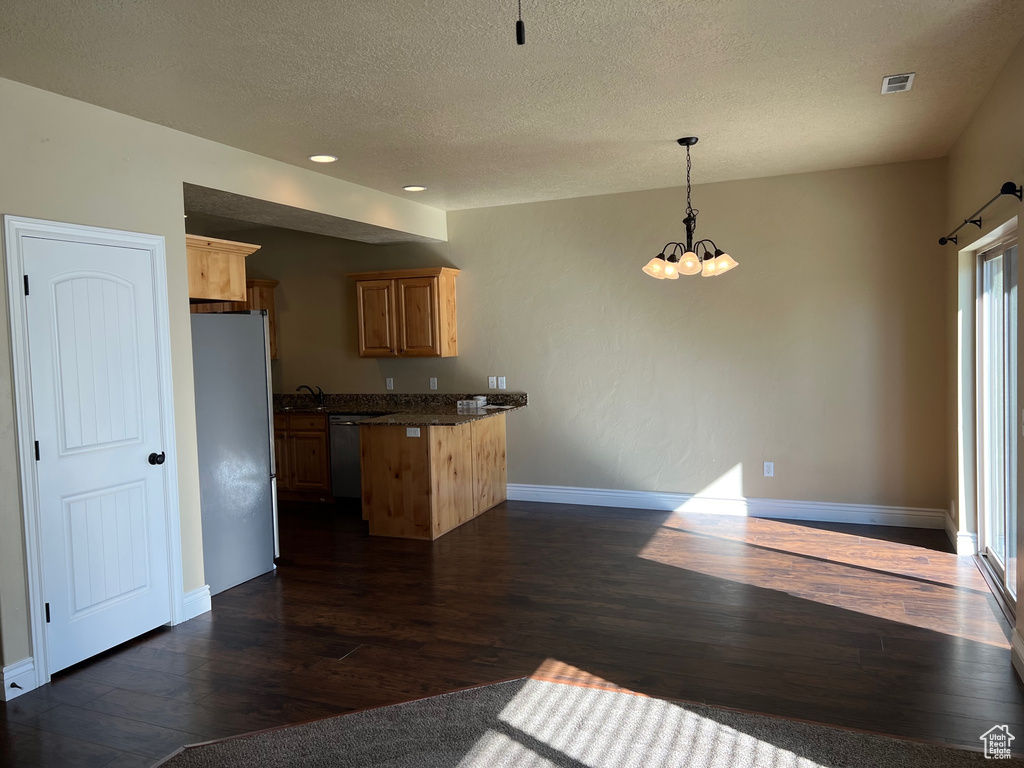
[21, 233, 173, 672]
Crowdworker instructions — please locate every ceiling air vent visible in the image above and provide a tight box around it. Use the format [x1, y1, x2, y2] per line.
[881, 72, 915, 94]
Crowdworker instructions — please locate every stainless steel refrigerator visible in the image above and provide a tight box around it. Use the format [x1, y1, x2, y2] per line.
[191, 311, 277, 596]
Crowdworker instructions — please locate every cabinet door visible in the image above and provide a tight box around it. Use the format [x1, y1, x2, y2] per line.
[471, 414, 507, 516]
[274, 428, 291, 491]
[186, 245, 249, 302]
[356, 280, 398, 357]
[397, 277, 440, 356]
[247, 280, 279, 360]
[290, 430, 331, 491]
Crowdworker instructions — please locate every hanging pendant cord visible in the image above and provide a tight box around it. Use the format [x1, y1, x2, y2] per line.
[516, 0, 526, 44]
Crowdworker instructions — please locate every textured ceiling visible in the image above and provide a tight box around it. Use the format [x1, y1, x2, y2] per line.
[2, 1, 1023, 210]
[182, 184, 441, 243]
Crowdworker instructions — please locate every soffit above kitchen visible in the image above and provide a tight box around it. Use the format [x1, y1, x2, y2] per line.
[182, 184, 444, 244]
[1, 1, 1022, 211]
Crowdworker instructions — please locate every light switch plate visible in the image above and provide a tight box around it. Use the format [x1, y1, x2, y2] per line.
[406, 427, 421, 438]
[429, 377, 437, 390]
[498, 376, 506, 390]
[386, 377, 394, 391]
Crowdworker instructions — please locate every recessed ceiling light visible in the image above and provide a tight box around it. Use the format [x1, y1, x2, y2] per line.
[403, 185, 427, 192]
[308, 154, 338, 163]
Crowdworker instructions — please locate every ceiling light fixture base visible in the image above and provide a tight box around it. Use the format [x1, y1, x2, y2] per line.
[676, 137, 699, 147]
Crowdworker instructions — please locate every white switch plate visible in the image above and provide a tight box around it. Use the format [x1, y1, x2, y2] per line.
[498, 376, 506, 390]
[385, 377, 394, 391]
[429, 377, 437, 390]
[406, 427, 421, 438]
[488, 376, 497, 389]
[763, 461, 774, 478]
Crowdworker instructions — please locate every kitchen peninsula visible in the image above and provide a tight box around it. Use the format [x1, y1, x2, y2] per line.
[274, 393, 527, 540]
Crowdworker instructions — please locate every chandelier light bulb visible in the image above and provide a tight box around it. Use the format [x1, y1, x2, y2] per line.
[714, 251, 738, 275]
[701, 257, 718, 277]
[679, 251, 701, 275]
[643, 256, 667, 279]
[663, 260, 679, 279]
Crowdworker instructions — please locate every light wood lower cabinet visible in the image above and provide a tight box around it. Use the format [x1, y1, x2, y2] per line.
[359, 413, 507, 540]
[275, 413, 331, 498]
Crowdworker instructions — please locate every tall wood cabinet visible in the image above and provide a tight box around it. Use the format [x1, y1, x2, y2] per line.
[190, 278, 280, 359]
[348, 268, 459, 358]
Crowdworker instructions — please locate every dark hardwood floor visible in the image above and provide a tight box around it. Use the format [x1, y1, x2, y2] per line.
[3, 500, 1023, 766]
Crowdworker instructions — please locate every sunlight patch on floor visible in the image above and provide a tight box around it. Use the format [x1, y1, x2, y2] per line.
[662, 513, 988, 591]
[639, 517, 1008, 648]
[453, 668, 830, 767]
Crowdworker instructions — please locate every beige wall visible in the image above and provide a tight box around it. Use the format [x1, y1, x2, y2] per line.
[223, 158, 950, 517]
[0, 77, 445, 666]
[944, 33, 1024, 651]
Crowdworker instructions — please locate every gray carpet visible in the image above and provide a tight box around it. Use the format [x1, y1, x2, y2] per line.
[158, 678, 1019, 767]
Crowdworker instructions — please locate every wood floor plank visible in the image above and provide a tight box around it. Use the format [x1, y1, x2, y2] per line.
[20, 703, 202, 758]
[0, 721, 124, 768]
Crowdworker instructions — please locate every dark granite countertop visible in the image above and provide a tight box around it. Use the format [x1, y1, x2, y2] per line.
[272, 393, 527, 427]
[357, 406, 522, 427]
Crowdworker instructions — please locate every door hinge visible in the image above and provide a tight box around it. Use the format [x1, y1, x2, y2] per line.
[34, 441, 39, 461]
[45, 603, 50, 623]
[23, 275, 29, 296]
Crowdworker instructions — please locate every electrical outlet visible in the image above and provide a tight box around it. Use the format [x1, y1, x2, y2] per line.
[429, 377, 437, 390]
[488, 376, 497, 389]
[498, 376, 506, 390]
[385, 377, 394, 391]
[406, 427, 421, 438]
[763, 461, 774, 478]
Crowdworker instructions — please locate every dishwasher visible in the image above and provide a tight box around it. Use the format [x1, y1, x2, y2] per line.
[329, 414, 373, 498]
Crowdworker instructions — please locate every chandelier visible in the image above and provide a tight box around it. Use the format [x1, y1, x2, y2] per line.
[643, 137, 738, 280]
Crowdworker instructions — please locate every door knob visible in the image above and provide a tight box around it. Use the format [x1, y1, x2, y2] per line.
[148, 452, 166, 465]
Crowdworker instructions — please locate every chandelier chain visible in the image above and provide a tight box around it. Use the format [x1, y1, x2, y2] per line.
[685, 145, 698, 221]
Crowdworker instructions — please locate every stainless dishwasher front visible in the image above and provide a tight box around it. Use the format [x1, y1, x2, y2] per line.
[329, 414, 372, 498]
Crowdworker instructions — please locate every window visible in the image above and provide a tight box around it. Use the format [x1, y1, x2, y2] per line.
[978, 235, 1018, 602]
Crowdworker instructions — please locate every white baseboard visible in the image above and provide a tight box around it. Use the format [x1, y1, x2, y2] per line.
[506, 484, 946, 529]
[1011, 630, 1024, 683]
[944, 511, 978, 556]
[2, 657, 36, 701]
[182, 585, 212, 621]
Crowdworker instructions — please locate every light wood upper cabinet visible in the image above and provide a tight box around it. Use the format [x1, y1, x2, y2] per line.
[349, 268, 459, 358]
[356, 279, 398, 357]
[246, 279, 280, 360]
[186, 235, 261, 302]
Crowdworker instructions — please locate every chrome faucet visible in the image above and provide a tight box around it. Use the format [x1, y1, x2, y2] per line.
[296, 385, 325, 407]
